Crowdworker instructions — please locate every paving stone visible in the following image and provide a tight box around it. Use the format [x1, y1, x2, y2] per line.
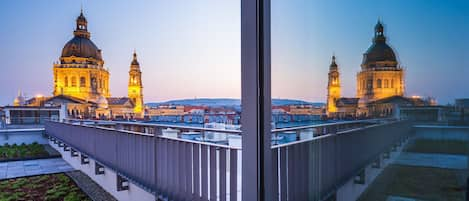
[7, 161, 24, 166]
[24, 170, 44, 176]
[66, 171, 118, 201]
[0, 158, 74, 180]
[23, 161, 39, 166]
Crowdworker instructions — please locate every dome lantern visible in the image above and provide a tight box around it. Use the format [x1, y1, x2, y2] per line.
[373, 20, 386, 43]
[74, 9, 90, 39]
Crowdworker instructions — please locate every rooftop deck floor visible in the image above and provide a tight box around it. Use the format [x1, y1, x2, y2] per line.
[359, 136, 469, 201]
[0, 158, 74, 180]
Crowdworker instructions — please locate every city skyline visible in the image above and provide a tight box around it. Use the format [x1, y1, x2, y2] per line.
[0, 0, 468, 105]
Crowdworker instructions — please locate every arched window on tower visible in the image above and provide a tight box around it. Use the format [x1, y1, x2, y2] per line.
[80, 77, 86, 87]
[64, 77, 69, 87]
[377, 79, 382, 88]
[384, 79, 389, 88]
[391, 79, 394, 88]
[71, 77, 77, 87]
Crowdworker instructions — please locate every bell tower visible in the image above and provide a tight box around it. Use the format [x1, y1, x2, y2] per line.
[327, 55, 341, 116]
[128, 51, 144, 117]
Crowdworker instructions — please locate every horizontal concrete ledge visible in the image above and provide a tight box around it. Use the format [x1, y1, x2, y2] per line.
[413, 125, 469, 129]
[0, 128, 45, 133]
[0, 155, 61, 163]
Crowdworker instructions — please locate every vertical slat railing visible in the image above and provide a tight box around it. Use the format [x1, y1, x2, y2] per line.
[279, 147, 287, 201]
[201, 145, 209, 201]
[46, 121, 242, 201]
[272, 148, 279, 201]
[47, 119, 405, 201]
[193, 144, 201, 200]
[210, 147, 217, 200]
[230, 149, 238, 201]
[271, 120, 414, 201]
[185, 142, 193, 201]
[220, 148, 227, 201]
[179, 142, 186, 200]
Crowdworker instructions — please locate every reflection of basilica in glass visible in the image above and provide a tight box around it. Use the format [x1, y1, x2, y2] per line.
[14, 10, 144, 119]
[327, 21, 431, 118]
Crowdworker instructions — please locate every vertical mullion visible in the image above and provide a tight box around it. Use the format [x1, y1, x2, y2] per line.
[241, 0, 272, 200]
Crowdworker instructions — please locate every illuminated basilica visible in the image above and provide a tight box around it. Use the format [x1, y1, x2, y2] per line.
[15, 10, 145, 119]
[356, 21, 404, 106]
[327, 21, 424, 118]
[53, 10, 110, 101]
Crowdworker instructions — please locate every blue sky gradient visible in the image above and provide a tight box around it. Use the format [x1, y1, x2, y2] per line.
[0, 0, 467, 105]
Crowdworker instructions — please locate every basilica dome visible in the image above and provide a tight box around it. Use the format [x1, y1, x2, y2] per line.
[363, 42, 397, 64]
[60, 10, 102, 61]
[361, 21, 398, 68]
[61, 36, 102, 61]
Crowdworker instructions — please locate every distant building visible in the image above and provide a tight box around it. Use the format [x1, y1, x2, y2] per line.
[53, 10, 110, 101]
[13, 10, 145, 120]
[128, 51, 144, 117]
[357, 20, 404, 109]
[107, 97, 135, 119]
[13, 91, 26, 106]
[366, 96, 425, 118]
[2, 106, 61, 125]
[147, 105, 186, 116]
[335, 98, 359, 119]
[455, 99, 469, 112]
[326, 21, 414, 119]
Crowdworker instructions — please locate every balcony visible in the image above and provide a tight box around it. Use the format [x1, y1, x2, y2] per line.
[43, 118, 424, 201]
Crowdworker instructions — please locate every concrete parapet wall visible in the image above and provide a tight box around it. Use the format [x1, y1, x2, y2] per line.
[0, 129, 48, 145]
[49, 139, 155, 201]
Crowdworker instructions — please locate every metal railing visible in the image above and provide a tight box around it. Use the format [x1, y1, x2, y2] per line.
[45, 118, 412, 201]
[270, 120, 413, 201]
[45, 120, 241, 201]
